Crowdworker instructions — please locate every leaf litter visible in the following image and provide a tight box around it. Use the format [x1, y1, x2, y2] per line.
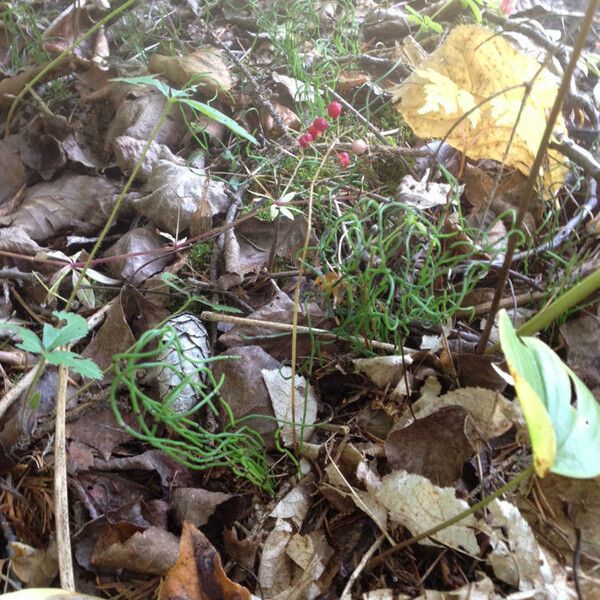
[0, 1, 599, 599]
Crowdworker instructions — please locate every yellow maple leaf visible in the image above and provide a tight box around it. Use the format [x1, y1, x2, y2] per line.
[394, 25, 568, 197]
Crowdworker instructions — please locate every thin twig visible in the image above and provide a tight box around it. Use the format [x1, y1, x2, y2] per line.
[55, 362, 75, 590]
[0, 367, 38, 420]
[340, 534, 385, 600]
[200, 311, 416, 354]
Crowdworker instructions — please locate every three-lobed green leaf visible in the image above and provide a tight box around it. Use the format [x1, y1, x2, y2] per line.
[11, 311, 102, 380]
[499, 310, 600, 478]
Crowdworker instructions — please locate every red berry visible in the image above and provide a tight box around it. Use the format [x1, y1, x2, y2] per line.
[327, 101, 342, 118]
[337, 151, 350, 168]
[312, 117, 329, 132]
[299, 133, 313, 148]
[307, 125, 321, 139]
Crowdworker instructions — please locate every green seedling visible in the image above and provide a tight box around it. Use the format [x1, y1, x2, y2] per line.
[111, 74, 257, 145]
[8, 311, 102, 409]
[499, 309, 600, 478]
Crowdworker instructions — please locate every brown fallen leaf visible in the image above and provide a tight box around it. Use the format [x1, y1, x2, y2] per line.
[171, 487, 238, 528]
[560, 307, 600, 399]
[223, 528, 261, 571]
[91, 522, 179, 575]
[113, 135, 186, 182]
[133, 160, 229, 235]
[0, 139, 26, 206]
[103, 84, 188, 153]
[81, 297, 136, 372]
[149, 47, 233, 97]
[259, 103, 300, 139]
[385, 406, 479, 486]
[9, 540, 58, 587]
[518, 474, 600, 566]
[160, 521, 251, 600]
[0, 174, 118, 242]
[103, 226, 172, 284]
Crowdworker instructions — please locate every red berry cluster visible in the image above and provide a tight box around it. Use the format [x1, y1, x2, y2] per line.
[299, 102, 349, 168]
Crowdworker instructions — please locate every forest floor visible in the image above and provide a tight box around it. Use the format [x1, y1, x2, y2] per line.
[1, 1, 600, 599]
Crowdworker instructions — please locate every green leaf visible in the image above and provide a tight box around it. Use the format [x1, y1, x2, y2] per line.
[110, 74, 183, 98]
[499, 310, 600, 478]
[179, 98, 258, 144]
[45, 350, 103, 379]
[43, 311, 89, 350]
[15, 328, 44, 354]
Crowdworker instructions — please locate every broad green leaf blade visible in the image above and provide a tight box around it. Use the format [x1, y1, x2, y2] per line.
[44, 311, 89, 350]
[499, 310, 600, 478]
[510, 372, 556, 476]
[45, 351, 103, 379]
[15, 328, 44, 354]
[179, 98, 258, 144]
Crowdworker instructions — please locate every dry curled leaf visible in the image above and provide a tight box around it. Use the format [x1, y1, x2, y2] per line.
[394, 25, 568, 197]
[160, 521, 251, 600]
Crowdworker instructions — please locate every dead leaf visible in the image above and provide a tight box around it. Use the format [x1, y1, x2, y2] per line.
[67, 440, 96, 472]
[373, 470, 483, 554]
[218, 216, 309, 284]
[518, 474, 600, 566]
[160, 521, 251, 600]
[223, 528, 261, 571]
[1, 590, 105, 600]
[487, 500, 571, 596]
[396, 386, 524, 440]
[385, 406, 479, 486]
[259, 103, 301, 139]
[0, 226, 44, 257]
[262, 366, 318, 447]
[397, 172, 461, 209]
[218, 283, 328, 361]
[257, 518, 293, 597]
[103, 227, 172, 284]
[92, 449, 195, 488]
[91, 522, 179, 575]
[113, 135, 186, 182]
[1, 175, 118, 242]
[560, 308, 600, 399]
[66, 407, 134, 461]
[211, 346, 279, 449]
[9, 540, 58, 587]
[394, 25, 568, 196]
[81, 297, 136, 372]
[270, 485, 311, 526]
[0, 139, 27, 206]
[271, 72, 316, 103]
[352, 355, 412, 388]
[103, 84, 188, 153]
[454, 353, 508, 392]
[133, 160, 229, 235]
[171, 487, 237, 527]
[362, 577, 495, 599]
[149, 47, 233, 96]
